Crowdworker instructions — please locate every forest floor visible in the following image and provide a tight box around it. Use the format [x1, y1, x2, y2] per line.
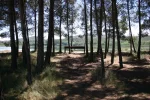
[51, 52, 150, 100]
[0, 51, 150, 100]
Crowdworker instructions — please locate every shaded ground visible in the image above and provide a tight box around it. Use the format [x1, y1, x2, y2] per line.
[51, 53, 150, 100]
[0, 52, 150, 100]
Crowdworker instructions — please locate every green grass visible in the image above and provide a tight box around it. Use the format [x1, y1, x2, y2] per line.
[0, 53, 63, 100]
[91, 67, 126, 90]
[18, 67, 63, 100]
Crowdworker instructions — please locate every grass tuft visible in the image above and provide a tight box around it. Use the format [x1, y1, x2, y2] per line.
[18, 66, 63, 100]
[91, 67, 125, 90]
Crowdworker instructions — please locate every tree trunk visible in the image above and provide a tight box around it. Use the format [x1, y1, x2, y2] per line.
[137, 0, 142, 60]
[100, 0, 105, 78]
[13, 6, 19, 57]
[84, 0, 88, 56]
[0, 76, 2, 100]
[104, 3, 108, 59]
[37, 0, 44, 71]
[114, 0, 123, 68]
[26, 20, 30, 44]
[107, 26, 111, 53]
[22, 42, 27, 67]
[71, 7, 74, 51]
[90, 0, 93, 61]
[52, 35, 55, 56]
[19, 0, 32, 85]
[9, 0, 17, 69]
[59, 11, 62, 53]
[127, 0, 136, 53]
[94, 0, 100, 55]
[111, 0, 115, 64]
[34, 9, 37, 52]
[67, 0, 71, 54]
[97, 36, 100, 55]
[45, 0, 54, 65]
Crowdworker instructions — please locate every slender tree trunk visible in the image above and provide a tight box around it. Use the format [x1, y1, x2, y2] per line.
[100, 0, 105, 78]
[71, 7, 74, 51]
[52, 34, 55, 56]
[90, 0, 93, 61]
[13, 6, 19, 57]
[97, 36, 100, 54]
[22, 42, 27, 67]
[94, 0, 100, 55]
[34, 10, 37, 52]
[127, 0, 136, 53]
[45, 0, 54, 65]
[67, 0, 71, 54]
[37, 0, 44, 71]
[84, 0, 88, 56]
[9, 0, 17, 69]
[71, 11, 73, 52]
[104, 3, 108, 59]
[111, 0, 115, 64]
[26, 20, 30, 44]
[19, 0, 32, 85]
[59, 11, 62, 53]
[0, 75, 2, 100]
[114, 0, 123, 68]
[137, 0, 142, 60]
[107, 26, 111, 53]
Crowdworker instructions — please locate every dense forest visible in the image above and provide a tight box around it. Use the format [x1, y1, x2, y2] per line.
[0, 0, 150, 99]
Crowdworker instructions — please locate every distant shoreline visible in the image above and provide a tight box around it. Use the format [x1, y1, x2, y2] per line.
[0, 50, 11, 53]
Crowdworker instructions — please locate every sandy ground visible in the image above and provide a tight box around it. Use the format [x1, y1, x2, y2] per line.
[51, 53, 150, 100]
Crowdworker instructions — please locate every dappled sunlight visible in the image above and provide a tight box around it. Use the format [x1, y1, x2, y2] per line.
[53, 53, 150, 99]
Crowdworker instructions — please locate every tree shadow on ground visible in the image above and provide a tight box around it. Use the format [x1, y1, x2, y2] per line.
[112, 52, 150, 97]
[54, 53, 150, 100]
[54, 54, 108, 99]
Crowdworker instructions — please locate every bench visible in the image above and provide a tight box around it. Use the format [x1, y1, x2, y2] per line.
[64, 46, 85, 53]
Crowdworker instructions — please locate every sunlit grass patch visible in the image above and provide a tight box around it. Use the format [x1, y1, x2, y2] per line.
[91, 67, 126, 90]
[18, 67, 63, 100]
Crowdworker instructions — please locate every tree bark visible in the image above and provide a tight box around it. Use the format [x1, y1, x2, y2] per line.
[127, 0, 136, 53]
[84, 0, 88, 56]
[71, 7, 74, 52]
[137, 0, 142, 60]
[111, 0, 115, 64]
[90, 0, 93, 61]
[45, 0, 54, 65]
[52, 34, 55, 56]
[67, 0, 71, 54]
[94, 0, 100, 55]
[19, 0, 32, 85]
[104, 2, 108, 59]
[34, 9, 37, 52]
[9, 0, 17, 69]
[13, 6, 19, 57]
[37, 0, 44, 71]
[99, 0, 105, 78]
[114, 0, 123, 68]
[59, 10, 62, 53]
[107, 26, 111, 53]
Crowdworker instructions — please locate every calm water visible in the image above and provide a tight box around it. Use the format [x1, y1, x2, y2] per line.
[0, 46, 34, 52]
[0, 46, 11, 51]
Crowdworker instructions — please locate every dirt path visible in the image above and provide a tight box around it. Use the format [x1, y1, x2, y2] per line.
[52, 53, 103, 100]
[51, 53, 150, 100]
